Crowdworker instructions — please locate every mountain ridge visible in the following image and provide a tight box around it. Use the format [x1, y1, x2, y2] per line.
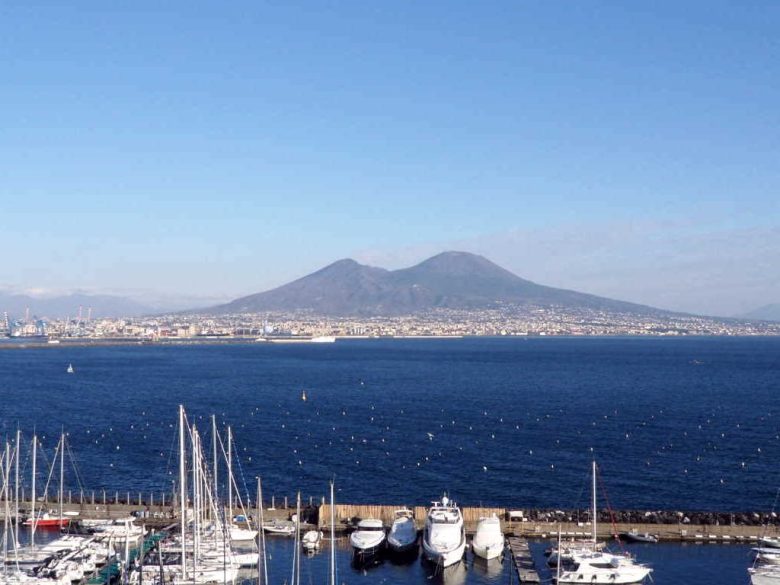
[206, 251, 672, 317]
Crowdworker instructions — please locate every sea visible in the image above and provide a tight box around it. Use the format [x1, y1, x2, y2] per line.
[2, 336, 779, 584]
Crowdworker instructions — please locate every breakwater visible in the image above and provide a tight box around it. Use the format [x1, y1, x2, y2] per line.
[5, 495, 777, 543]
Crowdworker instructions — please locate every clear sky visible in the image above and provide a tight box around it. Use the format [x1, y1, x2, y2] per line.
[2, 1, 778, 316]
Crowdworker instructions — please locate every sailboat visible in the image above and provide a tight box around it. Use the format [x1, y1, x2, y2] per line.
[66, 363, 74, 374]
[22, 433, 71, 528]
[555, 461, 653, 584]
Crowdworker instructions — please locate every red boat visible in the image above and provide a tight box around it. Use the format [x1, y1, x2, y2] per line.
[23, 511, 70, 528]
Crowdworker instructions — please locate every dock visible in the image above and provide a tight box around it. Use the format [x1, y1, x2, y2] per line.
[506, 536, 541, 583]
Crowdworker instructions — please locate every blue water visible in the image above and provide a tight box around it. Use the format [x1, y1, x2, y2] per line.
[3, 336, 775, 584]
[2, 337, 779, 511]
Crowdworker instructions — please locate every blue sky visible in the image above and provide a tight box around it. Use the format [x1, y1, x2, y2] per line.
[1, 1, 778, 315]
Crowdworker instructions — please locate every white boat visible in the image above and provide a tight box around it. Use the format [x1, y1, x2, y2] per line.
[422, 496, 466, 568]
[472, 514, 504, 560]
[554, 462, 652, 584]
[230, 526, 259, 541]
[388, 509, 418, 554]
[755, 548, 780, 565]
[751, 565, 780, 584]
[263, 519, 296, 535]
[302, 530, 323, 552]
[66, 363, 74, 373]
[350, 518, 386, 561]
[311, 336, 336, 343]
[90, 517, 145, 539]
[761, 537, 780, 549]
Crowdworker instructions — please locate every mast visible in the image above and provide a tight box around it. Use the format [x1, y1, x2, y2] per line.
[257, 477, 267, 585]
[591, 460, 597, 544]
[556, 525, 562, 582]
[192, 426, 200, 574]
[59, 432, 65, 529]
[329, 481, 335, 585]
[31, 435, 36, 549]
[227, 426, 233, 527]
[211, 415, 218, 516]
[178, 405, 187, 578]
[14, 429, 19, 548]
[3, 443, 9, 566]
[291, 492, 300, 585]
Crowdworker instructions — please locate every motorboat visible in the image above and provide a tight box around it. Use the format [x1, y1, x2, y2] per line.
[349, 518, 386, 562]
[422, 496, 466, 568]
[556, 549, 653, 584]
[302, 530, 323, 552]
[472, 514, 504, 560]
[388, 509, 418, 554]
[618, 530, 658, 544]
[751, 565, 780, 584]
[23, 509, 71, 528]
[761, 537, 780, 549]
[755, 548, 780, 565]
[262, 519, 296, 535]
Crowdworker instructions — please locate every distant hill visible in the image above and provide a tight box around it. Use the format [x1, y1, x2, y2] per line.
[741, 303, 780, 322]
[0, 292, 156, 320]
[206, 251, 669, 316]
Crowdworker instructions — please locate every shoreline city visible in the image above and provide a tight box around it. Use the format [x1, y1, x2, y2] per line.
[2, 305, 779, 345]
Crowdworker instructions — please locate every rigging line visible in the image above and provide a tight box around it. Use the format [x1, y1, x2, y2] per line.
[65, 438, 88, 494]
[595, 463, 624, 553]
[40, 439, 59, 507]
[164, 415, 181, 494]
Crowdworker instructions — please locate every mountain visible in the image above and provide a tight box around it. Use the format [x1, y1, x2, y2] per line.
[0, 292, 156, 319]
[741, 303, 780, 322]
[207, 251, 667, 316]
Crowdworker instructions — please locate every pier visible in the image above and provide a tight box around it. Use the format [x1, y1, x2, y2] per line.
[506, 537, 541, 583]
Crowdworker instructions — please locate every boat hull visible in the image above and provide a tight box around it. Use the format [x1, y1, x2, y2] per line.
[422, 539, 465, 568]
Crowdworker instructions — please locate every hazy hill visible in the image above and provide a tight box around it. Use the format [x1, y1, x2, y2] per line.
[741, 303, 780, 322]
[207, 251, 666, 316]
[0, 292, 156, 319]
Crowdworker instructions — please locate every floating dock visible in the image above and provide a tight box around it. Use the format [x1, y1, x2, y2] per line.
[506, 536, 540, 583]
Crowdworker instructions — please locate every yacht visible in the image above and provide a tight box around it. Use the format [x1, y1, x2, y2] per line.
[422, 496, 466, 568]
[387, 509, 418, 554]
[472, 514, 504, 560]
[557, 550, 653, 584]
[350, 518, 386, 562]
